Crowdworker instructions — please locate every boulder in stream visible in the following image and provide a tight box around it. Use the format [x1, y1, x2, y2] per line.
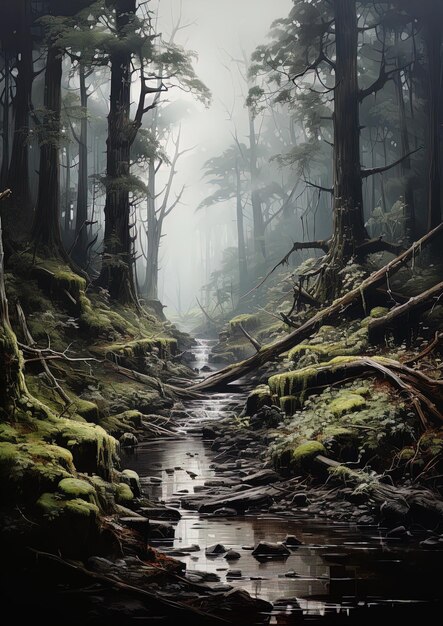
[252, 541, 290, 558]
[205, 543, 227, 556]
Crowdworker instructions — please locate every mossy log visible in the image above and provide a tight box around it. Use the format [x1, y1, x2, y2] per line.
[368, 281, 443, 343]
[268, 355, 443, 429]
[189, 223, 443, 392]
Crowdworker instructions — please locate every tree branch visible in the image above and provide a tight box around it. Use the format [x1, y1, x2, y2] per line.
[361, 147, 422, 178]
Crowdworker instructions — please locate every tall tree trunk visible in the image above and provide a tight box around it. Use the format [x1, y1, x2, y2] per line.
[235, 159, 248, 294]
[7, 0, 33, 223]
[64, 141, 71, 232]
[0, 193, 26, 410]
[73, 62, 89, 266]
[316, 0, 367, 300]
[424, 17, 442, 232]
[394, 47, 415, 242]
[1, 51, 10, 189]
[98, 0, 137, 304]
[144, 158, 161, 300]
[248, 112, 266, 265]
[31, 45, 64, 254]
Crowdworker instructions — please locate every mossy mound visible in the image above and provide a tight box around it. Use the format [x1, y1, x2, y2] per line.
[0, 440, 75, 502]
[243, 385, 273, 416]
[58, 477, 98, 503]
[269, 378, 414, 475]
[287, 323, 368, 367]
[292, 441, 326, 467]
[115, 482, 134, 504]
[104, 337, 177, 371]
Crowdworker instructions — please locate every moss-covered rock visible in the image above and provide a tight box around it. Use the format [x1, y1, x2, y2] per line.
[115, 482, 134, 504]
[0, 440, 75, 502]
[58, 477, 97, 503]
[279, 395, 297, 415]
[243, 385, 273, 416]
[329, 392, 366, 416]
[74, 399, 100, 423]
[292, 441, 326, 466]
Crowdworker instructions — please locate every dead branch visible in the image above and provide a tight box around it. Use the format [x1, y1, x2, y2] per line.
[361, 147, 422, 178]
[238, 323, 262, 352]
[16, 302, 71, 404]
[196, 297, 218, 326]
[189, 222, 443, 391]
[403, 331, 443, 366]
[356, 236, 403, 257]
[241, 240, 330, 299]
[368, 281, 443, 343]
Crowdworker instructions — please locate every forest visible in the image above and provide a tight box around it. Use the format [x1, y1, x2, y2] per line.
[1, 0, 443, 624]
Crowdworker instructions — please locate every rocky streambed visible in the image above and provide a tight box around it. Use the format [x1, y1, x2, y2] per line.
[120, 339, 443, 624]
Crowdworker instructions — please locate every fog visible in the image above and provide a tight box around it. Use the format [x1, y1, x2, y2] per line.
[151, 0, 293, 318]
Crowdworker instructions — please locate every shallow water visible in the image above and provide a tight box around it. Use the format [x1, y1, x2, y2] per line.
[122, 339, 443, 622]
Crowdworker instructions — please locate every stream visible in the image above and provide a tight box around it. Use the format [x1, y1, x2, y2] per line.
[122, 339, 443, 624]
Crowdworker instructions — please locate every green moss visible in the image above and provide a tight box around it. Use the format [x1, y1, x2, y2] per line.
[0, 424, 20, 443]
[74, 399, 100, 423]
[370, 306, 389, 319]
[58, 477, 96, 502]
[269, 366, 318, 398]
[105, 337, 177, 365]
[292, 441, 326, 466]
[36, 492, 98, 519]
[229, 314, 258, 329]
[279, 395, 297, 415]
[38, 417, 118, 479]
[329, 393, 366, 416]
[115, 482, 134, 504]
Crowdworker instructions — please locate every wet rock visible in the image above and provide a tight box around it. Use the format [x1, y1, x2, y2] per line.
[242, 386, 273, 417]
[139, 506, 181, 521]
[252, 541, 290, 558]
[357, 514, 376, 525]
[212, 507, 238, 517]
[119, 432, 138, 448]
[291, 492, 309, 506]
[380, 500, 410, 526]
[387, 525, 412, 539]
[250, 405, 282, 430]
[226, 569, 243, 579]
[205, 543, 227, 556]
[186, 570, 220, 582]
[420, 536, 442, 549]
[283, 534, 302, 548]
[241, 469, 279, 486]
[120, 516, 150, 538]
[120, 469, 142, 498]
[283, 570, 299, 578]
[225, 550, 241, 561]
[201, 365, 212, 372]
[148, 520, 175, 539]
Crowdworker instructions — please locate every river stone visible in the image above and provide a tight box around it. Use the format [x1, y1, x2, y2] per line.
[205, 543, 227, 556]
[120, 516, 150, 538]
[226, 569, 243, 579]
[291, 492, 309, 506]
[283, 534, 302, 548]
[225, 549, 241, 561]
[148, 520, 175, 539]
[139, 506, 181, 520]
[241, 469, 279, 486]
[212, 507, 238, 517]
[119, 432, 138, 448]
[380, 500, 410, 525]
[252, 541, 290, 558]
[387, 526, 412, 540]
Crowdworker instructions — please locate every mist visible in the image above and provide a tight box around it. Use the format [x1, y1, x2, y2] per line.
[151, 0, 293, 319]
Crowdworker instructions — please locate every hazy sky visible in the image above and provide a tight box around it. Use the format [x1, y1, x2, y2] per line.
[150, 0, 292, 317]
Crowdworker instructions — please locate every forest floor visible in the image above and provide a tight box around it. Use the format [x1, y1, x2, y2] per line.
[2, 245, 443, 624]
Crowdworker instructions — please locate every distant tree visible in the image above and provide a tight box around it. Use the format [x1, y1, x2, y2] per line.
[250, 0, 414, 299]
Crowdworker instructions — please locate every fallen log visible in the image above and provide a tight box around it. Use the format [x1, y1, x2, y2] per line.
[368, 281, 443, 343]
[269, 355, 443, 429]
[238, 322, 262, 352]
[189, 222, 443, 391]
